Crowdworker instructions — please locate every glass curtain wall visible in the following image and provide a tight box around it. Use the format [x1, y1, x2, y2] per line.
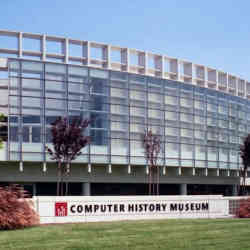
[8, 58, 247, 170]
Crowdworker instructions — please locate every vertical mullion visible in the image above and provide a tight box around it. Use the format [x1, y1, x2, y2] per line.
[7, 61, 10, 161]
[192, 88, 195, 169]
[66, 64, 69, 117]
[19, 60, 22, 162]
[145, 77, 148, 167]
[7, 60, 12, 161]
[29, 126, 32, 143]
[42, 62, 46, 163]
[162, 79, 166, 167]
[108, 71, 111, 165]
[145, 77, 148, 132]
[204, 90, 208, 168]
[128, 75, 131, 166]
[177, 84, 180, 167]
[87, 69, 91, 164]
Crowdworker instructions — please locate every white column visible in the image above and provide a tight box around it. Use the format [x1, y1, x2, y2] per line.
[64, 38, 69, 64]
[32, 183, 37, 196]
[42, 34, 46, 61]
[180, 183, 187, 195]
[143, 52, 147, 74]
[205, 168, 208, 176]
[128, 164, 131, 174]
[217, 169, 220, 176]
[108, 164, 112, 174]
[232, 185, 238, 196]
[162, 166, 166, 175]
[178, 167, 181, 176]
[19, 161, 23, 172]
[43, 162, 47, 172]
[87, 41, 90, 65]
[161, 55, 164, 78]
[18, 32, 23, 58]
[87, 163, 91, 173]
[177, 59, 181, 81]
[125, 48, 129, 72]
[192, 168, 195, 176]
[104, 45, 110, 69]
[82, 182, 91, 196]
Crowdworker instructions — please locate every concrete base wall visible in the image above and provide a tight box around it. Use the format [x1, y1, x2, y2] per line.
[0, 163, 240, 186]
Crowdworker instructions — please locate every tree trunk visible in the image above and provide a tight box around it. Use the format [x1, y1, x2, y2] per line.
[149, 166, 152, 195]
[240, 168, 247, 196]
[60, 179, 64, 196]
[152, 167, 154, 195]
[60, 162, 65, 196]
[65, 163, 70, 196]
[57, 161, 61, 196]
[157, 166, 160, 195]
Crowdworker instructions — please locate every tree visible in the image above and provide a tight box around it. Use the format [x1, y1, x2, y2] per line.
[142, 129, 162, 195]
[46, 117, 90, 196]
[239, 134, 250, 195]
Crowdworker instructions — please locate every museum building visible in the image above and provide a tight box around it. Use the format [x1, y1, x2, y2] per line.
[0, 30, 249, 196]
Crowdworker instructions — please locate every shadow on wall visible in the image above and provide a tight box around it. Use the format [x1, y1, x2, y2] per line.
[0, 182, 236, 196]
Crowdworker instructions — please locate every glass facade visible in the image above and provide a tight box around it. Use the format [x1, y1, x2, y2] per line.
[8, 58, 248, 170]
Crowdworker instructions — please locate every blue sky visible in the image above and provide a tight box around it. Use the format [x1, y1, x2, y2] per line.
[1, 0, 250, 79]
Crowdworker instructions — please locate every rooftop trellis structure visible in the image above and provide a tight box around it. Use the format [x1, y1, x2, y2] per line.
[0, 30, 248, 97]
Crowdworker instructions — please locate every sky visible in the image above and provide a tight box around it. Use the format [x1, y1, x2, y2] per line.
[1, 0, 250, 80]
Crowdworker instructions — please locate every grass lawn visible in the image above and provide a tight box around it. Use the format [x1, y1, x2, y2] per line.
[1, 219, 250, 250]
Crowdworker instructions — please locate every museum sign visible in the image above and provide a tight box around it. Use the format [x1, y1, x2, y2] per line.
[33, 195, 229, 224]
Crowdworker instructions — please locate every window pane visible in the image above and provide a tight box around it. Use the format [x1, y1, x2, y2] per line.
[90, 96, 109, 112]
[91, 130, 108, 145]
[90, 113, 108, 129]
[165, 111, 178, 121]
[111, 139, 128, 155]
[46, 63, 66, 74]
[90, 69, 108, 79]
[46, 79, 66, 91]
[22, 61, 43, 72]
[207, 147, 217, 161]
[219, 148, 228, 162]
[180, 113, 192, 123]
[195, 145, 206, 160]
[23, 115, 41, 123]
[90, 78, 108, 95]
[165, 95, 178, 105]
[32, 127, 41, 143]
[22, 97, 41, 108]
[22, 78, 41, 89]
[22, 127, 30, 142]
[10, 127, 18, 142]
[180, 98, 192, 107]
[68, 66, 87, 76]
[165, 143, 179, 158]
[46, 99, 66, 109]
[181, 144, 193, 159]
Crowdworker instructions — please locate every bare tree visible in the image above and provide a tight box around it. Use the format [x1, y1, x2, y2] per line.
[239, 134, 250, 195]
[46, 117, 90, 196]
[142, 129, 162, 195]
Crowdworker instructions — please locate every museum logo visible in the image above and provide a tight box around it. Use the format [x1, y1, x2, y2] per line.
[55, 202, 68, 216]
